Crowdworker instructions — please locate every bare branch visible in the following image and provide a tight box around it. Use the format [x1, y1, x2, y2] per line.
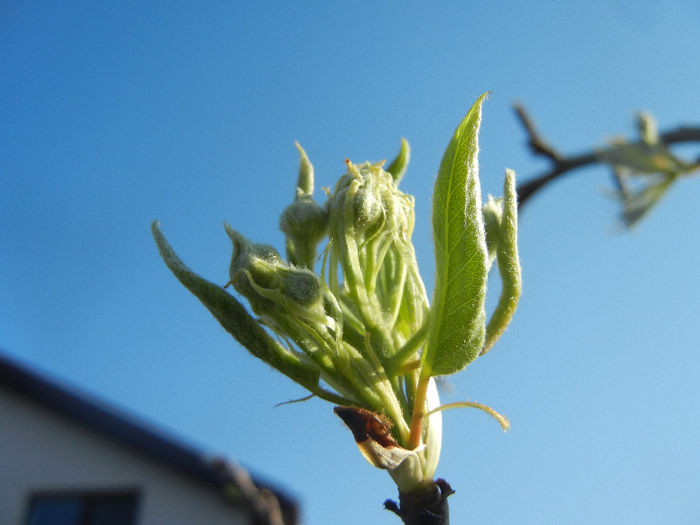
[513, 103, 562, 162]
[514, 104, 700, 209]
[384, 479, 454, 525]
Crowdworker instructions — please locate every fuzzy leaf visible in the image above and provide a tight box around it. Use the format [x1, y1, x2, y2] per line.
[423, 94, 488, 376]
[482, 169, 521, 355]
[151, 221, 320, 389]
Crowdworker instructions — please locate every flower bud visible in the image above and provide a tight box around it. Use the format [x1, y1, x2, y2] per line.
[225, 224, 339, 346]
[225, 225, 285, 313]
[280, 266, 322, 306]
[279, 143, 329, 269]
[352, 182, 384, 236]
[279, 192, 328, 268]
[331, 161, 398, 239]
[280, 193, 327, 241]
[325, 159, 426, 346]
[330, 160, 416, 246]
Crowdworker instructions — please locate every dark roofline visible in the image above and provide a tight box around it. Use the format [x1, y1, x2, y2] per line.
[0, 349, 298, 525]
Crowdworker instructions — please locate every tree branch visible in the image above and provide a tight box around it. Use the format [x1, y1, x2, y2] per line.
[384, 479, 455, 525]
[513, 103, 700, 209]
[513, 103, 562, 162]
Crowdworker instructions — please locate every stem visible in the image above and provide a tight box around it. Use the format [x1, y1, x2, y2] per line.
[408, 372, 430, 449]
[385, 322, 427, 374]
[384, 479, 454, 525]
[425, 400, 510, 431]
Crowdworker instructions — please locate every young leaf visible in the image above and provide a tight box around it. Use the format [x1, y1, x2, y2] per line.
[423, 93, 489, 376]
[620, 174, 677, 228]
[482, 169, 521, 355]
[151, 221, 322, 392]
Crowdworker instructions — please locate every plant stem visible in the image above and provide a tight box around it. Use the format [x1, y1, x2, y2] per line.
[408, 373, 430, 449]
[384, 479, 454, 525]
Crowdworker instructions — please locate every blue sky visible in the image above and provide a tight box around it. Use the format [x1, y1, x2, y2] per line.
[2, 2, 699, 524]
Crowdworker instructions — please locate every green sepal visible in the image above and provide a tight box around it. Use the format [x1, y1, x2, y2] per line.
[386, 138, 411, 186]
[294, 141, 314, 195]
[151, 221, 321, 390]
[423, 93, 489, 376]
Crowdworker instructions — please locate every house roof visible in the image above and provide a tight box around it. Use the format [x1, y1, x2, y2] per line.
[0, 349, 298, 525]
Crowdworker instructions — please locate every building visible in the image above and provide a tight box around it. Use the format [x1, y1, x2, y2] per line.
[0, 351, 298, 525]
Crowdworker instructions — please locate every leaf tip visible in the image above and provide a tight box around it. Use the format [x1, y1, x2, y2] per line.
[504, 169, 517, 202]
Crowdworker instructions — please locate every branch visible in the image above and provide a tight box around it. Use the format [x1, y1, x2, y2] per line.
[384, 479, 455, 525]
[513, 103, 700, 208]
[512, 104, 562, 162]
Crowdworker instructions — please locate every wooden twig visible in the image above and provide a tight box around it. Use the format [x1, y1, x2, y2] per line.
[384, 479, 455, 525]
[513, 103, 562, 162]
[514, 104, 700, 209]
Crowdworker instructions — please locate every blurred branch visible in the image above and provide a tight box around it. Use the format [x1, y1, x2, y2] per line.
[514, 103, 700, 209]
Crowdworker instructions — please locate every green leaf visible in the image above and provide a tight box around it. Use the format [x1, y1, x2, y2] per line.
[597, 141, 691, 175]
[620, 174, 676, 228]
[483, 169, 521, 355]
[423, 93, 489, 376]
[151, 221, 321, 390]
[386, 138, 411, 185]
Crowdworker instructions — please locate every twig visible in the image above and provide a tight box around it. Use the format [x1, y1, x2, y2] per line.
[514, 104, 700, 208]
[513, 103, 562, 162]
[384, 479, 455, 525]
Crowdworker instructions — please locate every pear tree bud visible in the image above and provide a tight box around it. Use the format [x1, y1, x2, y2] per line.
[226, 225, 283, 313]
[279, 143, 329, 269]
[279, 192, 328, 269]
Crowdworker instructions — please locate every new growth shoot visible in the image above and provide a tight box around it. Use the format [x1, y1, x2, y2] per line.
[153, 93, 521, 513]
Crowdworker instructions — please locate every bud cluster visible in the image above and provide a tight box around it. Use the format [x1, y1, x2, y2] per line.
[153, 97, 521, 496]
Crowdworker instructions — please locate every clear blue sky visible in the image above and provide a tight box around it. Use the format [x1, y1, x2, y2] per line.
[2, 2, 699, 524]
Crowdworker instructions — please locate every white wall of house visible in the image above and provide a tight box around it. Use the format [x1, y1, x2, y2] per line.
[0, 388, 248, 525]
